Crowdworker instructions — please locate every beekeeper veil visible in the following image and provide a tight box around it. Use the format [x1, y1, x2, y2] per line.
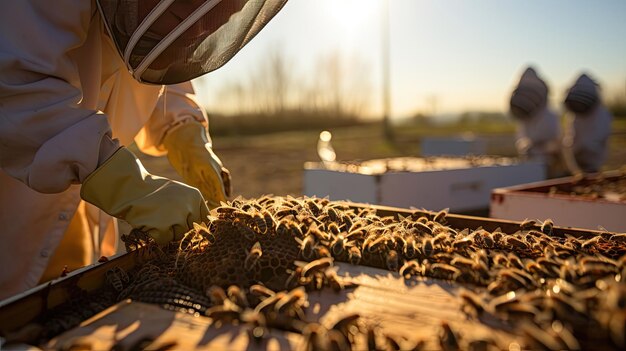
[564, 73, 600, 114]
[97, 0, 287, 85]
[509, 67, 549, 119]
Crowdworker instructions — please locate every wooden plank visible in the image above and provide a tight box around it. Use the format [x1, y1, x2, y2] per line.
[47, 263, 520, 350]
[47, 300, 302, 351]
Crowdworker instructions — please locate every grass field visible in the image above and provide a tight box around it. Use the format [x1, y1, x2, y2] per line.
[135, 119, 626, 200]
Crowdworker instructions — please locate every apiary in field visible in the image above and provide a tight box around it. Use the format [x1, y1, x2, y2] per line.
[491, 170, 626, 232]
[304, 156, 545, 213]
[1, 196, 625, 351]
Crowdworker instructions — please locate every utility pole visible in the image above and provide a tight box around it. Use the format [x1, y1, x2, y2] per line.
[382, 0, 394, 142]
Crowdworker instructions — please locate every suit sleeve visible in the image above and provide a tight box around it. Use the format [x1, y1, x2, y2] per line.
[0, 1, 118, 194]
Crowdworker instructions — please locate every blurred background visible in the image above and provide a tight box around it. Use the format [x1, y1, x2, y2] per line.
[135, 0, 626, 199]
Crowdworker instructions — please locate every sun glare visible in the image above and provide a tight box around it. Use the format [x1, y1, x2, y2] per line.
[323, 0, 380, 30]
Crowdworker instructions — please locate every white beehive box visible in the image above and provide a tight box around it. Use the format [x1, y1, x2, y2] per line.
[490, 171, 626, 232]
[420, 135, 487, 156]
[304, 156, 546, 213]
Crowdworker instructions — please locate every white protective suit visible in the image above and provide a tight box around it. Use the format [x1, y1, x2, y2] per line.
[0, 1, 212, 300]
[509, 67, 562, 175]
[563, 74, 613, 174]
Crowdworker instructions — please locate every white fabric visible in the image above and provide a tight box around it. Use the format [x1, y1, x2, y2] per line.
[565, 105, 613, 173]
[0, 0, 208, 300]
[515, 106, 561, 163]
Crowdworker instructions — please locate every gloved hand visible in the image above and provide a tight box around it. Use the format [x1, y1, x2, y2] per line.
[163, 121, 231, 208]
[81, 147, 209, 245]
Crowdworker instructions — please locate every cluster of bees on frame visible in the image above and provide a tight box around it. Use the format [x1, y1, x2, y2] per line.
[548, 172, 626, 202]
[38, 195, 626, 350]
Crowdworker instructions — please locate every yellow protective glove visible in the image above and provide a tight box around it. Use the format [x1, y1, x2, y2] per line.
[81, 147, 209, 245]
[163, 121, 231, 209]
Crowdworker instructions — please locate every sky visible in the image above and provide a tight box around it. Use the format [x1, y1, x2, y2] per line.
[193, 0, 626, 119]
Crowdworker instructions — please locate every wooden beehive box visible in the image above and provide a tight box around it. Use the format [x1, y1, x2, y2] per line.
[491, 170, 626, 232]
[0, 201, 618, 350]
[304, 156, 545, 213]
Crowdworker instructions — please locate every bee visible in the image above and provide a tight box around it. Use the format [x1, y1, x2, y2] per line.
[249, 284, 275, 299]
[481, 232, 495, 248]
[326, 222, 341, 235]
[345, 228, 366, 242]
[252, 212, 268, 234]
[275, 287, 308, 314]
[412, 221, 433, 235]
[433, 208, 449, 224]
[450, 255, 474, 270]
[459, 289, 486, 317]
[301, 257, 334, 278]
[233, 218, 256, 241]
[262, 210, 276, 232]
[275, 207, 298, 219]
[492, 253, 509, 267]
[428, 263, 461, 281]
[541, 219, 554, 236]
[193, 222, 217, 244]
[227, 285, 249, 308]
[365, 236, 387, 254]
[326, 207, 340, 222]
[386, 250, 400, 272]
[421, 237, 434, 257]
[305, 198, 322, 216]
[452, 237, 473, 250]
[216, 205, 248, 219]
[330, 234, 348, 256]
[581, 236, 601, 250]
[433, 232, 451, 247]
[289, 222, 304, 238]
[399, 260, 422, 277]
[507, 253, 525, 270]
[503, 236, 528, 250]
[519, 218, 537, 231]
[275, 220, 290, 237]
[244, 241, 263, 270]
[295, 235, 316, 260]
[403, 237, 417, 259]
[348, 246, 362, 265]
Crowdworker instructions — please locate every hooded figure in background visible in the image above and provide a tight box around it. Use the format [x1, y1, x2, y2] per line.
[509, 67, 565, 178]
[562, 73, 613, 174]
[0, 0, 286, 300]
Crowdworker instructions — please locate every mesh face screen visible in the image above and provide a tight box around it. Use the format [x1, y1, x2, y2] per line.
[98, 0, 287, 84]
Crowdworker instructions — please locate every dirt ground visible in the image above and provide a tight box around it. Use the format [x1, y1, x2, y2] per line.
[136, 123, 626, 201]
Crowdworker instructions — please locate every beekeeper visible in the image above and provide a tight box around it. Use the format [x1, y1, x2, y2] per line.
[509, 66, 564, 178]
[0, 0, 286, 300]
[562, 73, 613, 174]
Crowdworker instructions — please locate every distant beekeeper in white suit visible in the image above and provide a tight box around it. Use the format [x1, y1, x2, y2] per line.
[0, 0, 286, 300]
[562, 73, 613, 174]
[509, 66, 564, 178]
